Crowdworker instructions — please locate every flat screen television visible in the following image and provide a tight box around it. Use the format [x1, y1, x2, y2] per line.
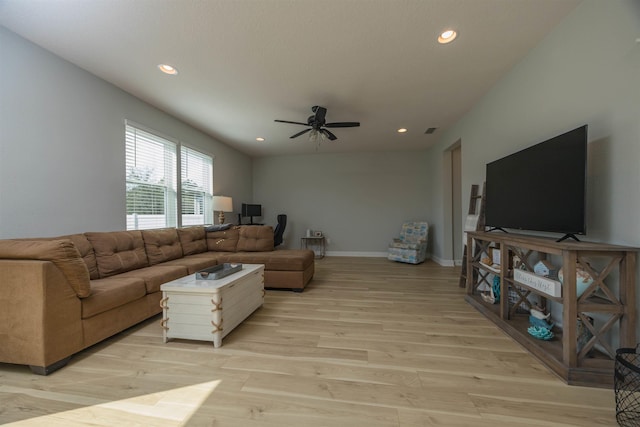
[485, 125, 587, 241]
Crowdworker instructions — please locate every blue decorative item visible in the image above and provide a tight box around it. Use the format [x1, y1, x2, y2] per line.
[528, 326, 555, 340]
[492, 276, 500, 302]
[529, 315, 554, 330]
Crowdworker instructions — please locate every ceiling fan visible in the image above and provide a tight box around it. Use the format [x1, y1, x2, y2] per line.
[275, 106, 360, 141]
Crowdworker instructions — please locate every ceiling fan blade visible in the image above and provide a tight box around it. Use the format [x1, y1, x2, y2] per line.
[290, 128, 312, 139]
[322, 129, 337, 141]
[275, 119, 308, 126]
[324, 122, 360, 128]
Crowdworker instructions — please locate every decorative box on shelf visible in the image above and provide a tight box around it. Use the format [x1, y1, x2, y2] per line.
[513, 269, 562, 298]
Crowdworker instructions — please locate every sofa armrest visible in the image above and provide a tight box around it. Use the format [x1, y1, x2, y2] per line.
[0, 239, 91, 297]
[0, 260, 83, 369]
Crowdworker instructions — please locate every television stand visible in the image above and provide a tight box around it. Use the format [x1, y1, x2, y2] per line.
[464, 231, 638, 387]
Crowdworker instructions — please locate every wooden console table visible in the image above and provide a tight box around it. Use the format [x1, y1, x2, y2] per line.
[464, 231, 637, 387]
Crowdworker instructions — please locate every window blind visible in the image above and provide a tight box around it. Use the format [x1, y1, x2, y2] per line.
[181, 146, 213, 226]
[125, 123, 177, 230]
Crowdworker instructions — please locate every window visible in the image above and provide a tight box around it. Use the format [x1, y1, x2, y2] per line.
[125, 122, 177, 230]
[181, 146, 213, 226]
[125, 122, 215, 230]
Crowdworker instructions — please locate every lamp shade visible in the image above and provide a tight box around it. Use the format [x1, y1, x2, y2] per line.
[212, 196, 233, 212]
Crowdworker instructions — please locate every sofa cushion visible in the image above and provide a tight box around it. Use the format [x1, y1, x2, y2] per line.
[177, 227, 207, 255]
[237, 226, 274, 252]
[0, 239, 91, 298]
[207, 227, 240, 252]
[61, 234, 100, 280]
[85, 231, 149, 278]
[219, 249, 313, 271]
[82, 277, 147, 319]
[12, 233, 99, 281]
[117, 265, 188, 293]
[141, 228, 183, 265]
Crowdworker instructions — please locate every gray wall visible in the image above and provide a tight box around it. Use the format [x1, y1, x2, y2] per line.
[428, 0, 640, 262]
[253, 151, 430, 255]
[427, 0, 640, 339]
[0, 27, 252, 238]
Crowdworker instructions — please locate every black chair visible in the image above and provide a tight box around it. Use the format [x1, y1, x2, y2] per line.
[273, 214, 287, 247]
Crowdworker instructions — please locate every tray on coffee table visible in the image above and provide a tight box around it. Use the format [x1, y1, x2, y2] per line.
[196, 263, 242, 280]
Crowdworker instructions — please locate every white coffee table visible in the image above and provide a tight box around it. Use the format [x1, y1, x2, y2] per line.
[160, 264, 264, 347]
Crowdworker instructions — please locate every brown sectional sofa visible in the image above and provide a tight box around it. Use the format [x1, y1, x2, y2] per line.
[0, 225, 314, 375]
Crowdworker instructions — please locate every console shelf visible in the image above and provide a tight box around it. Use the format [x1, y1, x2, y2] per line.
[464, 231, 637, 387]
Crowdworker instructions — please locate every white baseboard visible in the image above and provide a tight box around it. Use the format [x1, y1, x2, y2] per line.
[432, 255, 455, 267]
[325, 251, 388, 257]
[324, 251, 437, 261]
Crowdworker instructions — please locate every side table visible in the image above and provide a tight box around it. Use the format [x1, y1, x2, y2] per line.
[300, 236, 325, 259]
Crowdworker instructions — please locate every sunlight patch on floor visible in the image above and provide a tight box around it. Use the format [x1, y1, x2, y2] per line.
[6, 380, 221, 426]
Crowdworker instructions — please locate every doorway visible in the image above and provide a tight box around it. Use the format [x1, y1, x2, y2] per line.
[451, 145, 462, 265]
[442, 140, 462, 267]
[451, 144, 464, 266]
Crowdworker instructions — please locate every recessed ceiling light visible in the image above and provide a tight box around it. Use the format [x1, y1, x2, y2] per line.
[397, 128, 408, 133]
[256, 137, 265, 142]
[158, 64, 178, 75]
[438, 30, 457, 44]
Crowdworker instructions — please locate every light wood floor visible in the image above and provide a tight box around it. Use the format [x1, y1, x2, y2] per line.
[0, 257, 618, 426]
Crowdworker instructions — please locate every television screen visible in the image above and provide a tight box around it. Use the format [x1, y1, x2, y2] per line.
[485, 125, 587, 238]
[242, 203, 262, 217]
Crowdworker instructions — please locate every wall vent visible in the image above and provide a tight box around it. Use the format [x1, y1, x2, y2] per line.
[424, 127, 437, 134]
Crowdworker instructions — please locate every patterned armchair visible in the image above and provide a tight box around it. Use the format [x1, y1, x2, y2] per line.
[388, 221, 429, 264]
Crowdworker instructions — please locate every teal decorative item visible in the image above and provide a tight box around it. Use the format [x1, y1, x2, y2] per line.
[529, 315, 554, 330]
[492, 276, 500, 302]
[528, 326, 554, 340]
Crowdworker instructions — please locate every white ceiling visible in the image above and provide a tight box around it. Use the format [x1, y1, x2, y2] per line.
[0, 0, 580, 157]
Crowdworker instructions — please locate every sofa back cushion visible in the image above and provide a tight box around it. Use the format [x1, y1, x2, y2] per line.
[207, 227, 240, 252]
[177, 227, 207, 255]
[237, 226, 274, 252]
[60, 234, 100, 280]
[0, 239, 91, 297]
[141, 228, 183, 265]
[85, 231, 149, 278]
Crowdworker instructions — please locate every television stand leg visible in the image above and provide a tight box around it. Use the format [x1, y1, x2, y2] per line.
[556, 233, 580, 242]
[487, 227, 508, 233]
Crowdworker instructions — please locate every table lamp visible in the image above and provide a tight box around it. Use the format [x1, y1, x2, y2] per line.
[212, 196, 233, 224]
